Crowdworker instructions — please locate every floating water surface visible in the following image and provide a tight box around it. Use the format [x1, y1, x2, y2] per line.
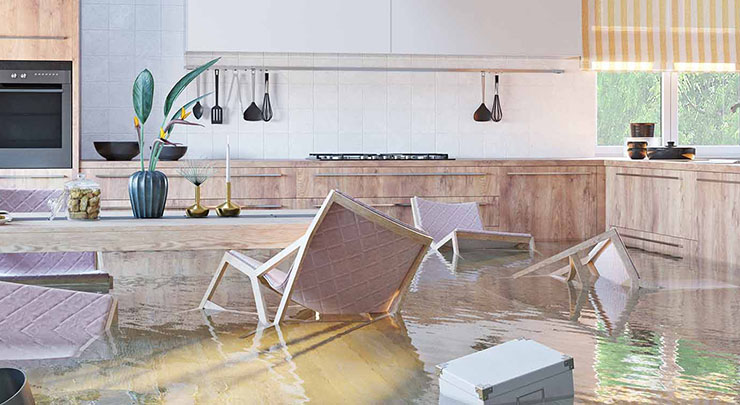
[2, 244, 739, 403]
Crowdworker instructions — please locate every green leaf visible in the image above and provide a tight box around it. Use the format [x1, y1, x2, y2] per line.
[162, 57, 220, 122]
[132, 69, 154, 124]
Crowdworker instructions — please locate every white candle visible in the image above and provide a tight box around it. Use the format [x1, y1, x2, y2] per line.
[226, 134, 231, 183]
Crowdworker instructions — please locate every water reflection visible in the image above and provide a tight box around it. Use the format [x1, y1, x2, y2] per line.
[1, 244, 739, 403]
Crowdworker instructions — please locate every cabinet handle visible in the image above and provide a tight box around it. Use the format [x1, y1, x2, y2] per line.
[313, 202, 488, 208]
[507, 172, 591, 176]
[616, 172, 679, 180]
[242, 204, 283, 209]
[697, 178, 740, 185]
[94, 173, 282, 179]
[0, 174, 67, 179]
[0, 35, 69, 40]
[232, 173, 283, 178]
[315, 172, 486, 177]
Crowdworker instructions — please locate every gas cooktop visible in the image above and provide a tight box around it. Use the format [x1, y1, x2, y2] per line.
[309, 153, 452, 161]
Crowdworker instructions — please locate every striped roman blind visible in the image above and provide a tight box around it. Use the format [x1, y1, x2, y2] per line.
[582, 0, 740, 71]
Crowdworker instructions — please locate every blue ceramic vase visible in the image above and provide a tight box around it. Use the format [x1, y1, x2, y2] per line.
[128, 170, 168, 218]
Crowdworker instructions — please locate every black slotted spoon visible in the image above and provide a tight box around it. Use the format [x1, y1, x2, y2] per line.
[211, 69, 223, 124]
[473, 72, 491, 122]
[491, 74, 503, 122]
[244, 68, 262, 121]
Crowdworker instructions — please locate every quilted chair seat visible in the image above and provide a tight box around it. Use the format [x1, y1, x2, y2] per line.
[411, 198, 483, 244]
[0, 280, 117, 360]
[265, 201, 427, 315]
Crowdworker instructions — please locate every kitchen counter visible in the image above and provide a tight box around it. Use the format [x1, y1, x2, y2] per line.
[0, 210, 314, 253]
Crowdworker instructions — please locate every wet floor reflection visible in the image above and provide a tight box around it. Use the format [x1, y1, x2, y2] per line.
[2, 243, 739, 403]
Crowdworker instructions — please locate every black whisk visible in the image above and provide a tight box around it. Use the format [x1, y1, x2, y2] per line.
[491, 74, 503, 122]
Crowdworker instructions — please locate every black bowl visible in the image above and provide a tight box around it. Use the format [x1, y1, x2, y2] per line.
[94, 141, 140, 161]
[158, 145, 188, 161]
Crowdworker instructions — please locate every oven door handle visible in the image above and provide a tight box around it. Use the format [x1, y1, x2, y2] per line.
[0, 88, 64, 93]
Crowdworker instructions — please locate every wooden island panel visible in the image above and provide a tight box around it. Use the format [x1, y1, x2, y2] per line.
[695, 172, 740, 264]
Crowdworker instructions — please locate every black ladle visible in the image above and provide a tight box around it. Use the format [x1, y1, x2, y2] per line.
[492, 75, 503, 122]
[244, 68, 262, 121]
[473, 72, 491, 122]
[261, 71, 273, 122]
[192, 75, 203, 119]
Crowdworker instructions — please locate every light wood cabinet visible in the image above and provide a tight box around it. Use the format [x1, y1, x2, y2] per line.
[695, 172, 740, 263]
[499, 166, 600, 242]
[295, 196, 499, 229]
[296, 167, 497, 199]
[605, 166, 696, 240]
[0, 0, 78, 60]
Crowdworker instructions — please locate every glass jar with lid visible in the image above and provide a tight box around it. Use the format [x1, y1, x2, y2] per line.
[65, 174, 101, 220]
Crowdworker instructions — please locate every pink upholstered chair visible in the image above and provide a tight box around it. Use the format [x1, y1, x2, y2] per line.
[200, 190, 433, 326]
[410, 197, 535, 257]
[0, 189, 110, 290]
[0, 280, 117, 360]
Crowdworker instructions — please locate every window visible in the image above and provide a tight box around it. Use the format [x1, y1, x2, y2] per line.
[598, 71, 740, 156]
[597, 72, 662, 146]
[678, 73, 740, 146]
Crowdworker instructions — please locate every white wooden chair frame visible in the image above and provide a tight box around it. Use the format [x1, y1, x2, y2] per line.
[200, 190, 432, 326]
[512, 228, 640, 289]
[410, 197, 535, 257]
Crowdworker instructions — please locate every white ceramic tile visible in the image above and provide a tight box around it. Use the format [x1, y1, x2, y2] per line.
[436, 132, 460, 156]
[314, 85, 338, 109]
[411, 109, 435, 134]
[289, 109, 313, 134]
[161, 5, 184, 31]
[386, 131, 411, 152]
[82, 30, 109, 56]
[109, 4, 135, 30]
[338, 85, 363, 109]
[410, 132, 434, 153]
[314, 109, 339, 133]
[135, 5, 161, 31]
[81, 4, 109, 30]
[362, 85, 387, 109]
[362, 132, 387, 153]
[161, 31, 184, 56]
[362, 109, 387, 134]
[107, 82, 129, 107]
[339, 108, 363, 134]
[82, 109, 110, 134]
[387, 85, 412, 108]
[289, 84, 314, 109]
[263, 132, 289, 159]
[313, 132, 339, 153]
[108, 30, 135, 56]
[338, 131, 363, 152]
[388, 109, 412, 134]
[288, 133, 313, 158]
[82, 56, 109, 82]
[108, 56, 136, 82]
[411, 85, 435, 110]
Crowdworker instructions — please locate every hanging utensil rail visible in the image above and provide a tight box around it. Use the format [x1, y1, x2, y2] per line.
[184, 65, 565, 74]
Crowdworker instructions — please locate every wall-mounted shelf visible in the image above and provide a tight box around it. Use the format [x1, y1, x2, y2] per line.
[184, 65, 565, 74]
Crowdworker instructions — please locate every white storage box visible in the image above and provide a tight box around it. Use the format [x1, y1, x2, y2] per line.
[436, 339, 574, 405]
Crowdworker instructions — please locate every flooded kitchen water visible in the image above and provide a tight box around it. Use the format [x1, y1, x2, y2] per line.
[2, 244, 739, 404]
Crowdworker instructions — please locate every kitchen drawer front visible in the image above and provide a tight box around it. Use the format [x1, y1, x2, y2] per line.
[611, 226, 697, 259]
[294, 196, 499, 228]
[101, 197, 294, 211]
[0, 171, 72, 190]
[606, 166, 696, 240]
[84, 167, 296, 202]
[296, 167, 498, 198]
[499, 166, 599, 241]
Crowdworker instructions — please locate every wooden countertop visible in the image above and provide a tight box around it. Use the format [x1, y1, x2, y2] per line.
[81, 158, 740, 173]
[0, 210, 316, 253]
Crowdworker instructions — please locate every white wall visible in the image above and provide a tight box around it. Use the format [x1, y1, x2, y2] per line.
[81, 0, 596, 160]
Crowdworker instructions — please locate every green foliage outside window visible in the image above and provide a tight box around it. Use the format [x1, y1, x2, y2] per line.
[597, 72, 662, 146]
[678, 73, 740, 146]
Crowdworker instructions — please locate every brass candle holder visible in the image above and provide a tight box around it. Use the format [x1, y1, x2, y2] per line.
[177, 160, 214, 218]
[216, 181, 241, 217]
[186, 185, 209, 217]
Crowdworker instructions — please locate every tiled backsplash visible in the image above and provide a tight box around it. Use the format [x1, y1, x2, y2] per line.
[81, 0, 596, 160]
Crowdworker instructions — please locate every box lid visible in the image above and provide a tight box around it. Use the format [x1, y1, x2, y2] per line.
[436, 339, 574, 401]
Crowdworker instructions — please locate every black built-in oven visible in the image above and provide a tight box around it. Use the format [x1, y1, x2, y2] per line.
[0, 61, 72, 168]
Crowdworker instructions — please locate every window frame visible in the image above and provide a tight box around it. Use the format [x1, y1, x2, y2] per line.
[596, 71, 740, 158]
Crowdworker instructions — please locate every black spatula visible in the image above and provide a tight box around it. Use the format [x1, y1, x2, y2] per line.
[244, 69, 262, 121]
[211, 69, 223, 124]
[473, 72, 491, 122]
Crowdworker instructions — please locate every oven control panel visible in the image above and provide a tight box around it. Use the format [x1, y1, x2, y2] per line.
[1, 70, 69, 83]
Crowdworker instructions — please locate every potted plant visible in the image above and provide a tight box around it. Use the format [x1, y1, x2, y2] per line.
[129, 57, 219, 218]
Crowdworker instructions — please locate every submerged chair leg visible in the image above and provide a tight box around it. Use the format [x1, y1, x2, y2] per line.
[249, 275, 269, 325]
[200, 256, 230, 309]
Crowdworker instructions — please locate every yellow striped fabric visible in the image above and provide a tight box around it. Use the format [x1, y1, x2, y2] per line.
[582, 0, 740, 71]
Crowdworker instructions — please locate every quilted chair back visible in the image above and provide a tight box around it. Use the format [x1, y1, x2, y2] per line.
[0, 189, 96, 276]
[270, 190, 431, 315]
[411, 197, 484, 243]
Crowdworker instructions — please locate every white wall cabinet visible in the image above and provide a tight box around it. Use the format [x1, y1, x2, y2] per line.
[391, 0, 582, 57]
[186, 0, 391, 54]
[186, 0, 581, 57]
